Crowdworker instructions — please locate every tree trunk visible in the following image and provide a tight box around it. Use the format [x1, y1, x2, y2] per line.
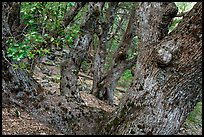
[63, 2, 87, 28]
[60, 2, 103, 99]
[94, 5, 137, 104]
[99, 2, 202, 135]
[91, 2, 118, 99]
[2, 2, 44, 103]
[3, 2, 202, 135]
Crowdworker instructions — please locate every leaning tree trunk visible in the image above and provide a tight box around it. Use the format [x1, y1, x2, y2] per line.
[60, 2, 103, 99]
[94, 5, 137, 104]
[91, 2, 118, 99]
[99, 2, 202, 135]
[63, 2, 87, 28]
[2, 2, 44, 103]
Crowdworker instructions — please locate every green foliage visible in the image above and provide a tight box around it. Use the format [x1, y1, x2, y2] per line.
[118, 69, 133, 90]
[108, 40, 119, 53]
[175, 2, 197, 13]
[7, 2, 80, 62]
[19, 62, 27, 69]
[185, 102, 202, 127]
[6, 31, 50, 61]
[21, 2, 75, 31]
[6, 39, 28, 61]
[168, 17, 182, 33]
[64, 24, 81, 48]
[169, 2, 197, 33]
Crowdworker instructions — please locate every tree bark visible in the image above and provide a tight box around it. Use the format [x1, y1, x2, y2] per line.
[99, 2, 202, 135]
[60, 2, 103, 99]
[91, 2, 119, 99]
[94, 4, 137, 104]
[2, 2, 202, 135]
[2, 3, 107, 135]
[63, 2, 87, 28]
[2, 2, 44, 103]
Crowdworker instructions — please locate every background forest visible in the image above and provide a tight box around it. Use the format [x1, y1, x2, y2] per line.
[6, 2, 197, 82]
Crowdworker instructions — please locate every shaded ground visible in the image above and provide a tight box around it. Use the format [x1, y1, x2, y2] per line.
[2, 106, 63, 135]
[2, 54, 202, 135]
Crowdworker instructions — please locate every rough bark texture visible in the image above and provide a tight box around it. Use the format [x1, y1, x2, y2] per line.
[92, 2, 118, 98]
[63, 2, 87, 28]
[60, 2, 102, 99]
[95, 5, 137, 104]
[2, 2, 43, 103]
[28, 94, 110, 135]
[2, 3, 109, 135]
[3, 2, 202, 135]
[99, 2, 202, 135]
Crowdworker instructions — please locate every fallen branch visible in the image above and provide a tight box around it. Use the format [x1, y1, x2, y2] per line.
[78, 72, 126, 93]
[79, 72, 93, 80]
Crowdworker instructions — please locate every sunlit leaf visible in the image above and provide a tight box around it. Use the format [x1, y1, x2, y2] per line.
[50, 37, 54, 42]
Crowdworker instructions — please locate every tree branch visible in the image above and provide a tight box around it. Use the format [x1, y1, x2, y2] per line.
[63, 2, 87, 28]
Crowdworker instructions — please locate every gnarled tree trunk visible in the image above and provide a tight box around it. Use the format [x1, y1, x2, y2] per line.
[60, 2, 103, 99]
[93, 4, 137, 104]
[3, 2, 202, 135]
[2, 2, 43, 104]
[98, 2, 202, 135]
[91, 2, 119, 100]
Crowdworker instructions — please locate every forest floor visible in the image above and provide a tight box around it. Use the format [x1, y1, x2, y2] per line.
[2, 54, 202, 135]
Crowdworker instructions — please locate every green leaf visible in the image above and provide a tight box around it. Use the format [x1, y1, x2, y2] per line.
[20, 62, 27, 69]
[14, 43, 19, 47]
[43, 49, 50, 54]
[28, 52, 35, 59]
[15, 57, 21, 61]
[50, 37, 54, 42]
[7, 53, 13, 57]
[29, 20, 34, 25]
[44, 33, 49, 37]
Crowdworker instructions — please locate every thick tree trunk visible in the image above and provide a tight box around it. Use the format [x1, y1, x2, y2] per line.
[60, 2, 103, 98]
[99, 2, 202, 135]
[2, 2, 43, 103]
[91, 2, 118, 98]
[2, 3, 109, 135]
[28, 92, 111, 135]
[2, 2, 202, 135]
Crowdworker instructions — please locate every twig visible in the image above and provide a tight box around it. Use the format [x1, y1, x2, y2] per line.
[14, 24, 29, 38]
[2, 50, 13, 66]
